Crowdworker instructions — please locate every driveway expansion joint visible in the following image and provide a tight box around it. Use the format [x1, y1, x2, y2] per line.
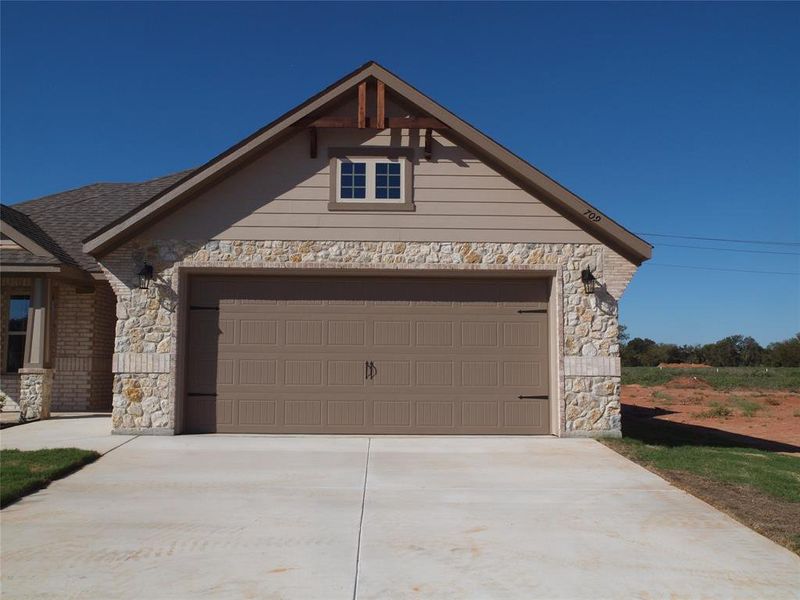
[99, 434, 139, 456]
[352, 437, 371, 600]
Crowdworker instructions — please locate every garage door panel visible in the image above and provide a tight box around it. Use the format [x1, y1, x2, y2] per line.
[415, 361, 454, 386]
[503, 321, 545, 347]
[238, 359, 277, 385]
[327, 320, 366, 346]
[461, 401, 499, 427]
[238, 400, 277, 426]
[372, 400, 410, 426]
[416, 401, 454, 428]
[187, 359, 218, 393]
[189, 312, 221, 351]
[327, 360, 367, 386]
[415, 321, 453, 346]
[504, 399, 547, 428]
[461, 361, 499, 387]
[212, 319, 235, 345]
[372, 360, 411, 386]
[217, 398, 234, 425]
[461, 322, 499, 347]
[374, 321, 411, 346]
[284, 400, 322, 426]
[184, 395, 216, 433]
[328, 400, 365, 426]
[503, 361, 545, 389]
[185, 276, 550, 434]
[284, 360, 323, 385]
[285, 320, 323, 345]
[239, 320, 277, 345]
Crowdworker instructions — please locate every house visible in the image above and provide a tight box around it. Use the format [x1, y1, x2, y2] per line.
[0, 62, 651, 436]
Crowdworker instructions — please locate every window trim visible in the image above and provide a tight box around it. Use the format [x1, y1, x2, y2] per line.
[5, 294, 30, 374]
[336, 157, 403, 203]
[328, 147, 415, 212]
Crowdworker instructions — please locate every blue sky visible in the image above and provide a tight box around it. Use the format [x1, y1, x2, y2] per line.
[2, 2, 798, 345]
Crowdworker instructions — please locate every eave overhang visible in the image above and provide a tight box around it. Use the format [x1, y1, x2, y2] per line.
[83, 61, 652, 265]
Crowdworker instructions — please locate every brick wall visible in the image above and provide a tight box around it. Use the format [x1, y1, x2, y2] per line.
[52, 283, 93, 410]
[91, 283, 115, 410]
[1, 276, 115, 412]
[603, 249, 638, 300]
[51, 281, 115, 411]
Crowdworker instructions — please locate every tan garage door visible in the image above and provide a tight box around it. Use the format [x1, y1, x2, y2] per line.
[184, 276, 550, 434]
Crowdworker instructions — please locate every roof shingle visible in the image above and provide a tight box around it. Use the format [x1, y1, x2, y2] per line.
[2, 170, 192, 272]
[1, 203, 73, 266]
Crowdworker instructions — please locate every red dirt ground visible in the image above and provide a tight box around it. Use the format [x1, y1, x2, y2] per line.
[622, 383, 800, 448]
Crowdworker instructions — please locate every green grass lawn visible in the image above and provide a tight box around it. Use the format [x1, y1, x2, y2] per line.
[1, 448, 100, 508]
[603, 412, 800, 554]
[622, 366, 800, 391]
[605, 437, 799, 503]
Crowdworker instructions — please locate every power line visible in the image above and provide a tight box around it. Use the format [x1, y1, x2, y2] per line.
[637, 232, 800, 246]
[656, 243, 800, 256]
[649, 263, 799, 276]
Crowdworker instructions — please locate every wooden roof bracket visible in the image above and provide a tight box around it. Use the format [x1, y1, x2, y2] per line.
[424, 127, 433, 161]
[307, 116, 447, 129]
[376, 80, 385, 129]
[309, 126, 317, 159]
[358, 81, 367, 128]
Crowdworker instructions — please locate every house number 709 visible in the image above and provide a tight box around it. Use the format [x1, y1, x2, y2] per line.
[583, 209, 601, 222]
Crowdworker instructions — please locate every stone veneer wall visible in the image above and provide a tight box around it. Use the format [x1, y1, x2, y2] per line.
[100, 240, 636, 435]
[18, 367, 53, 421]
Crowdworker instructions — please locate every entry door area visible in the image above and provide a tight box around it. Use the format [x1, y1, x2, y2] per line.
[183, 275, 550, 434]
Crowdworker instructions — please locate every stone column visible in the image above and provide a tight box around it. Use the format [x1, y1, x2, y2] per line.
[19, 277, 54, 421]
[18, 368, 53, 421]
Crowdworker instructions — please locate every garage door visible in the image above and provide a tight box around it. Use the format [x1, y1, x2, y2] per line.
[184, 276, 550, 434]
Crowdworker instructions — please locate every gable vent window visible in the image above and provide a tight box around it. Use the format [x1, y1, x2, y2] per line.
[328, 148, 414, 212]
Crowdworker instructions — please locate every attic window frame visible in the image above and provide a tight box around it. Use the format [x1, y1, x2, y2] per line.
[327, 147, 415, 212]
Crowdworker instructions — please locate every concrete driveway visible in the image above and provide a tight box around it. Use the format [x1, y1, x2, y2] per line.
[1, 421, 798, 599]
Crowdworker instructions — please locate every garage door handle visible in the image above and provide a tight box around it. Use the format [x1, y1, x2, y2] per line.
[365, 361, 377, 380]
[518, 395, 548, 399]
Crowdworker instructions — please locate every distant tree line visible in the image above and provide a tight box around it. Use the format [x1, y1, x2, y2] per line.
[619, 328, 800, 367]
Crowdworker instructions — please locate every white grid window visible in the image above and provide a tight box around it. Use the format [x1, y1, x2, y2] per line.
[337, 157, 405, 203]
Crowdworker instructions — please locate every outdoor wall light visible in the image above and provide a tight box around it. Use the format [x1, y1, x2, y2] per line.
[138, 262, 154, 290]
[581, 267, 597, 294]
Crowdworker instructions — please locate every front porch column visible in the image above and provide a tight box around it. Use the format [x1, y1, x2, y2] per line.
[19, 277, 53, 421]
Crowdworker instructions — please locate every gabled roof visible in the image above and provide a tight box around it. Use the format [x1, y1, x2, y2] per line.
[80, 61, 651, 264]
[4, 170, 192, 272]
[1, 203, 68, 266]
